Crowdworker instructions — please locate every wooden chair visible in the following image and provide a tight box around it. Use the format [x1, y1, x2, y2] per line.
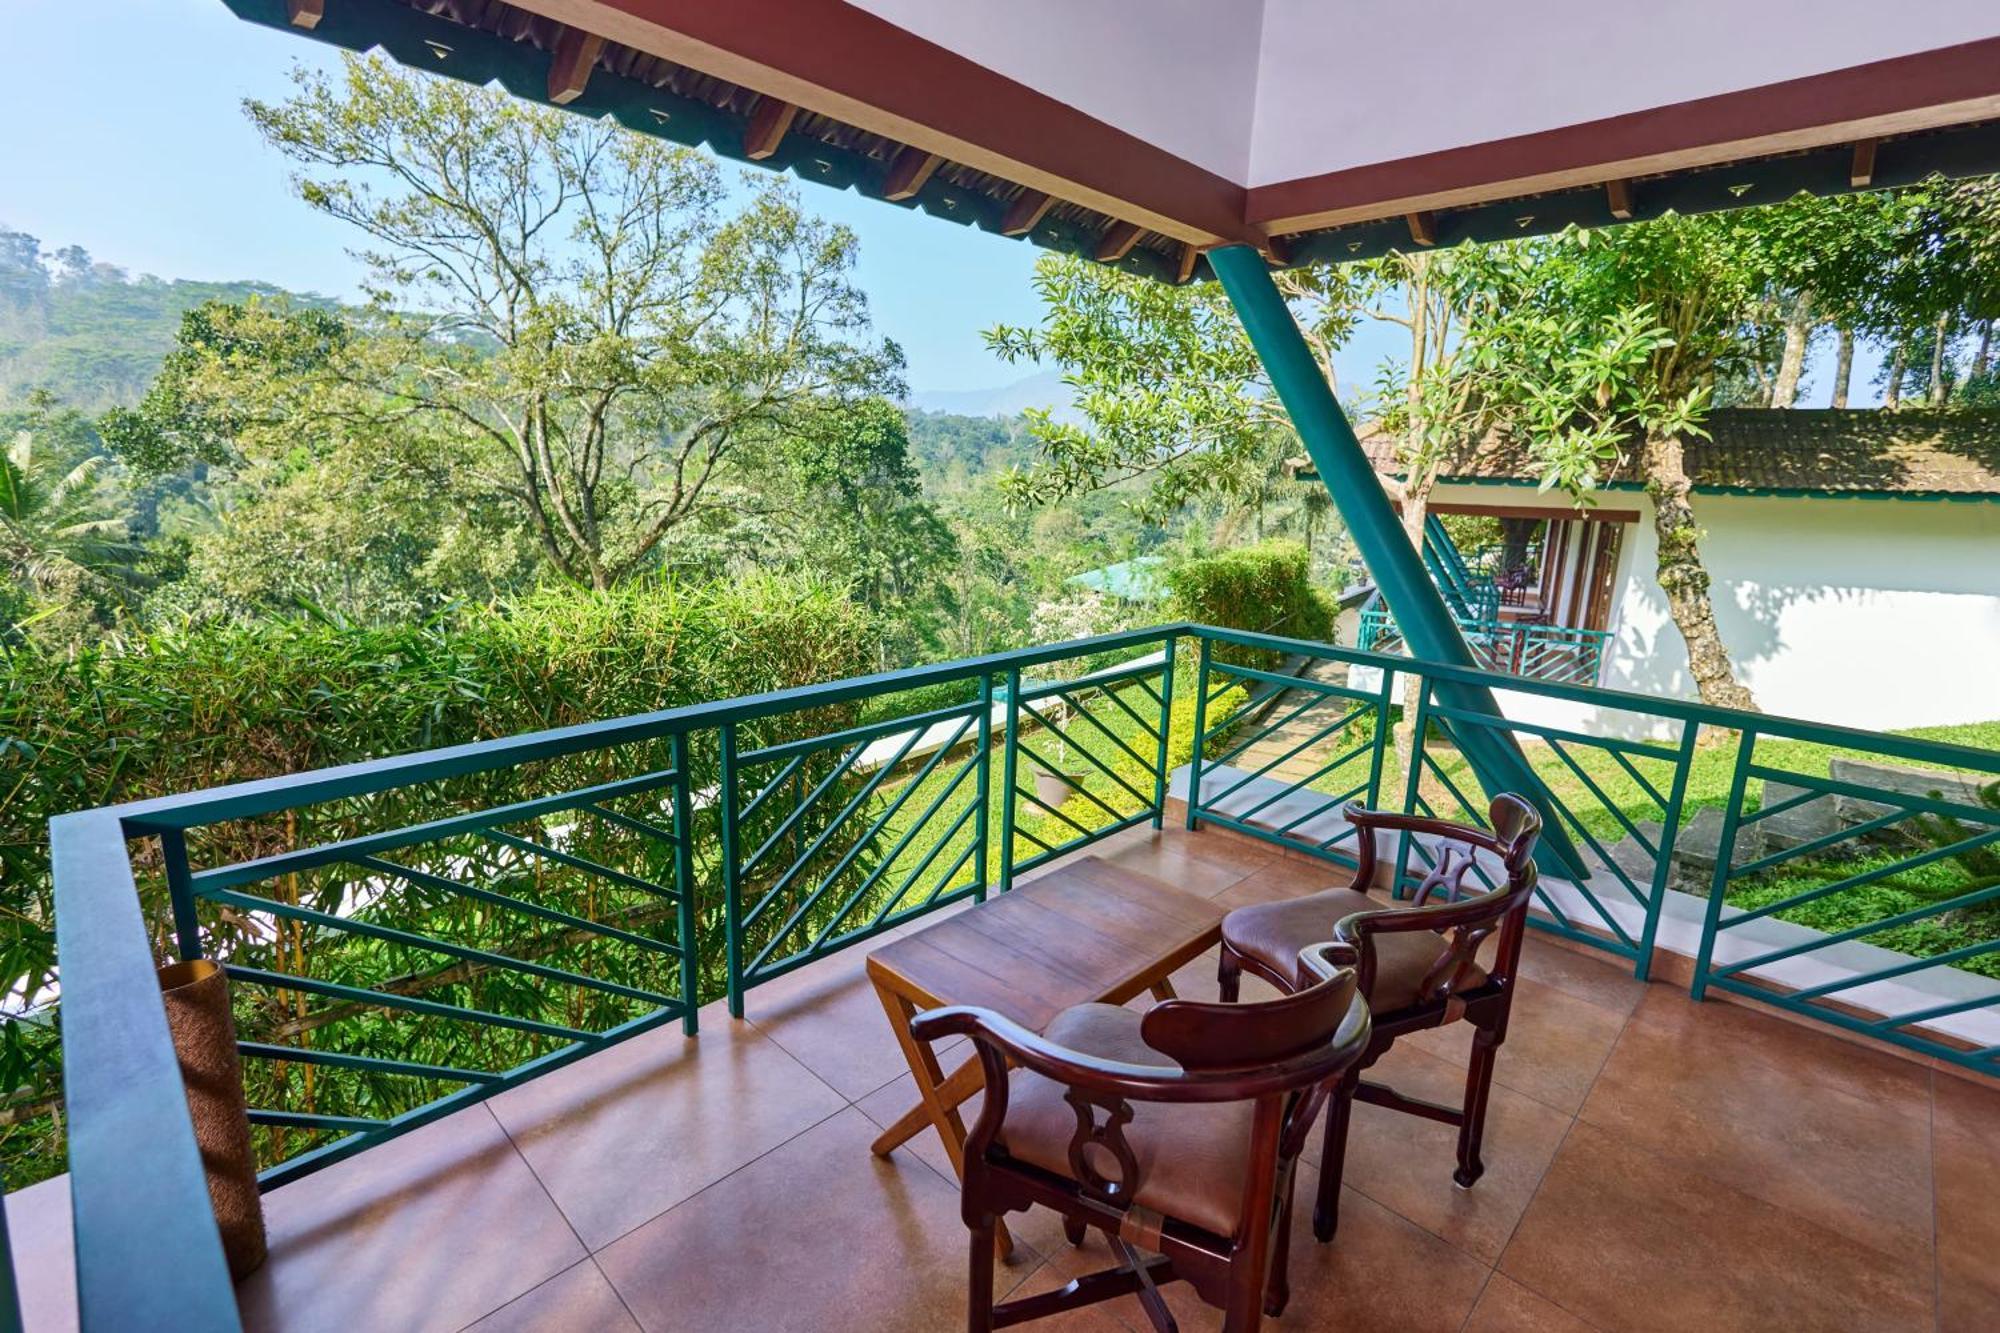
[1217, 794, 1542, 1242]
[910, 944, 1371, 1333]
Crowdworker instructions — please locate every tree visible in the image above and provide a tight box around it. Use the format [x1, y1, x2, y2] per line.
[237, 54, 902, 590]
[0, 395, 144, 641]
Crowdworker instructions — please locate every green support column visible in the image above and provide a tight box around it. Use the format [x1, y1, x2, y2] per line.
[1209, 243, 1582, 877]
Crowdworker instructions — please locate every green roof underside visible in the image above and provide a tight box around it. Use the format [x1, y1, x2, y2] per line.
[220, 0, 2000, 280]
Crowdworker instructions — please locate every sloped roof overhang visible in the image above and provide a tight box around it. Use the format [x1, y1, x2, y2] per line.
[227, 0, 2000, 280]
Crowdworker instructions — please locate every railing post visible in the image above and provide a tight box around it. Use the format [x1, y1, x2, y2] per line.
[1691, 727, 1758, 1002]
[1151, 636, 1177, 829]
[161, 826, 202, 962]
[974, 672, 994, 902]
[998, 667, 1022, 893]
[718, 722, 746, 1019]
[669, 731, 702, 1035]
[1633, 720, 1701, 983]
[1184, 635, 1213, 831]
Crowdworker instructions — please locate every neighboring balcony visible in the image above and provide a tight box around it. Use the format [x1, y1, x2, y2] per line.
[31, 624, 2000, 1331]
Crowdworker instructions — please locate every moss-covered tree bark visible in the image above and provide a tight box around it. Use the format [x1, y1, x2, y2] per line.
[1644, 433, 1755, 711]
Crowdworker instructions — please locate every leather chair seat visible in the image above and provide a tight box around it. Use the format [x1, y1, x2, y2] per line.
[1220, 888, 1486, 1011]
[997, 1003, 1252, 1239]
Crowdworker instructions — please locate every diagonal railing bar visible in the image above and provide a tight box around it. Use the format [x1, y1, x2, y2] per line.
[740, 721, 934, 926]
[1716, 825, 2000, 935]
[858, 797, 984, 937]
[1736, 784, 1829, 829]
[246, 1109, 389, 1135]
[1864, 980, 2000, 1031]
[1606, 745, 1673, 813]
[1715, 878, 2000, 978]
[236, 1042, 499, 1085]
[224, 964, 598, 1043]
[482, 829, 679, 900]
[1203, 686, 1352, 771]
[1545, 737, 1659, 858]
[739, 751, 811, 826]
[1127, 672, 1166, 711]
[911, 840, 982, 914]
[1011, 820, 1059, 856]
[823, 752, 983, 935]
[583, 801, 679, 845]
[1029, 691, 1156, 776]
[1012, 774, 1106, 842]
[1726, 807, 1914, 879]
[1048, 684, 1160, 768]
[1784, 937, 2000, 1004]
[1268, 779, 1371, 838]
[1015, 712, 1156, 812]
[1016, 657, 1164, 702]
[744, 716, 978, 973]
[358, 855, 682, 958]
[203, 886, 682, 1009]
[1011, 736, 1135, 823]
[738, 731, 880, 881]
[1089, 676, 1165, 739]
[752, 732, 980, 960]
[188, 766, 685, 894]
[1744, 765, 2000, 823]
[1224, 737, 1376, 825]
[1203, 702, 1372, 804]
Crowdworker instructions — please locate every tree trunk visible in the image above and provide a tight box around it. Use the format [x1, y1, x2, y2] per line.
[1770, 296, 1813, 408]
[1930, 312, 1951, 405]
[1394, 479, 1432, 779]
[1830, 327, 1855, 409]
[1643, 435, 1756, 712]
[1884, 345, 1905, 409]
[1975, 319, 1993, 381]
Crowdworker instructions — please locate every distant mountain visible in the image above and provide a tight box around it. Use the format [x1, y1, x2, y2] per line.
[906, 369, 1082, 425]
[0, 228, 337, 413]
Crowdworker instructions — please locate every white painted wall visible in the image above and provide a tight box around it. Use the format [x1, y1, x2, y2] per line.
[1419, 482, 2000, 736]
[1246, 0, 2000, 185]
[845, 0, 1267, 181]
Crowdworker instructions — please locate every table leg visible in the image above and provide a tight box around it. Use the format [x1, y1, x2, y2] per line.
[1148, 976, 1179, 1002]
[870, 1053, 983, 1157]
[870, 977, 1014, 1257]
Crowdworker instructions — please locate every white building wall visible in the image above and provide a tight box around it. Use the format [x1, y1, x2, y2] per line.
[1420, 483, 2000, 737]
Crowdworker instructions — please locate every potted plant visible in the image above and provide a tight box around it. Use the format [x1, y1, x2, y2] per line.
[1029, 697, 1089, 808]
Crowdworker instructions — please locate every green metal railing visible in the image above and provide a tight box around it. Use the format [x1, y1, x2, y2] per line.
[44, 621, 2000, 1329]
[1358, 607, 1610, 686]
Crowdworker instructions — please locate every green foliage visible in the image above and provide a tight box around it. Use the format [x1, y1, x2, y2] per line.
[0, 573, 873, 1186]
[1167, 540, 1334, 653]
[236, 53, 904, 590]
[0, 395, 148, 642]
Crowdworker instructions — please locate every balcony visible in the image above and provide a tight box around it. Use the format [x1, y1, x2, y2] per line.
[30, 625, 2000, 1331]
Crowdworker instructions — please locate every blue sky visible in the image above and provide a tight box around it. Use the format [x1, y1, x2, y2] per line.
[6, 0, 1870, 405]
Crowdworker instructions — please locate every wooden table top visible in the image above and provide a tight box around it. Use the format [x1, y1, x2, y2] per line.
[866, 856, 1226, 1033]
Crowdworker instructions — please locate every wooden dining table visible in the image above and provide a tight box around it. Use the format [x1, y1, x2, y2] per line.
[865, 854, 1227, 1255]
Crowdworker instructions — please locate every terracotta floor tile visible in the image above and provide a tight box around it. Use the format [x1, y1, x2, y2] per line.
[1038, 1184, 1489, 1333]
[463, 1260, 638, 1333]
[488, 1009, 845, 1249]
[1460, 1273, 1599, 1332]
[239, 1106, 585, 1333]
[1933, 1071, 2000, 1333]
[1402, 977, 1630, 1115]
[1499, 1120, 1932, 1333]
[1516, 934, 1647, 1016]
[6, 1174, 76, 1333]
[1328, 1041, 1573, 1262]
[595, 1108, 1023, 1332]
[1581, 989, 1934, 1266]
[1625, 987, 1932, 1108]
[746, 937, 959, 1102]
